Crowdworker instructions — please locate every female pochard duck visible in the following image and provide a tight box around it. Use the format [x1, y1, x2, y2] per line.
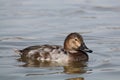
[15, 32, 92, 62]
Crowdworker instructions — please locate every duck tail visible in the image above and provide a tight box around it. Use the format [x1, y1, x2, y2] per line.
[13, 48, 23, 56]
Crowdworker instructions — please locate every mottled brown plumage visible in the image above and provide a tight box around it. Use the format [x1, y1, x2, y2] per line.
[14, 32, 92, 63]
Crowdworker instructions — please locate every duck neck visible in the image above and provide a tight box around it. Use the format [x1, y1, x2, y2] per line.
[64, 40, 70, 52]
[64, 41, 74, 52]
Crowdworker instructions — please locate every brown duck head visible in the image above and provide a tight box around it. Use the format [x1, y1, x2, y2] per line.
[64, 32, 92, 53]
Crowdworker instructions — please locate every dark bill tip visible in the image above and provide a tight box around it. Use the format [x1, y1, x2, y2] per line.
[79, 42, 93, 53]
[83, 49, 93, 53]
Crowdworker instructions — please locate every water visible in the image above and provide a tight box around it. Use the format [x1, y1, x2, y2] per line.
[0, 0, 120, 80]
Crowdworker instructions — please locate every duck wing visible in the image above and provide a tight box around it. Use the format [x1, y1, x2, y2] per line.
[15, 45, 64, 61]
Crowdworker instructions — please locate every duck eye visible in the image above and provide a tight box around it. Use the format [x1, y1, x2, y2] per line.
[75, 38, 78, 41]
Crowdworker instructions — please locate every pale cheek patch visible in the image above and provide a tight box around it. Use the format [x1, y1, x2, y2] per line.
[68, 40, 75, 48]
[75, 41, 81, 47]
[68, 40, 81, 49]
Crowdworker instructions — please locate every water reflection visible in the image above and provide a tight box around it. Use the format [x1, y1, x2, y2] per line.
[66, 77, 84, 80]
[64, 61, 87, 74]
[17, 57, 88, 74]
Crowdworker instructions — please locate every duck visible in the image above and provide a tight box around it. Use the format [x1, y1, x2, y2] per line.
[15, 32, 92, 63]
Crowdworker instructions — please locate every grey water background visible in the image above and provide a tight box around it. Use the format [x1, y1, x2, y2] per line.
[0, 0, 120, 80]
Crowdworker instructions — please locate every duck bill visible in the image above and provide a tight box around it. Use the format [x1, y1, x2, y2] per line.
[79, 43, 93, 53]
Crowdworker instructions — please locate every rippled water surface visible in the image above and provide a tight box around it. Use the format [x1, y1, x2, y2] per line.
[0, 0, 120, 80]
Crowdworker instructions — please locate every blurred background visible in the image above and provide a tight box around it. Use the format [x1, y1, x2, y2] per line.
[0, 0, 120, 80]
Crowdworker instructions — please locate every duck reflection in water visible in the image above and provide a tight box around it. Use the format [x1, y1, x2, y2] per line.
[66, 77, 84, 80]
[63, 61, 87, 74]
[17, 57, 88, 74]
